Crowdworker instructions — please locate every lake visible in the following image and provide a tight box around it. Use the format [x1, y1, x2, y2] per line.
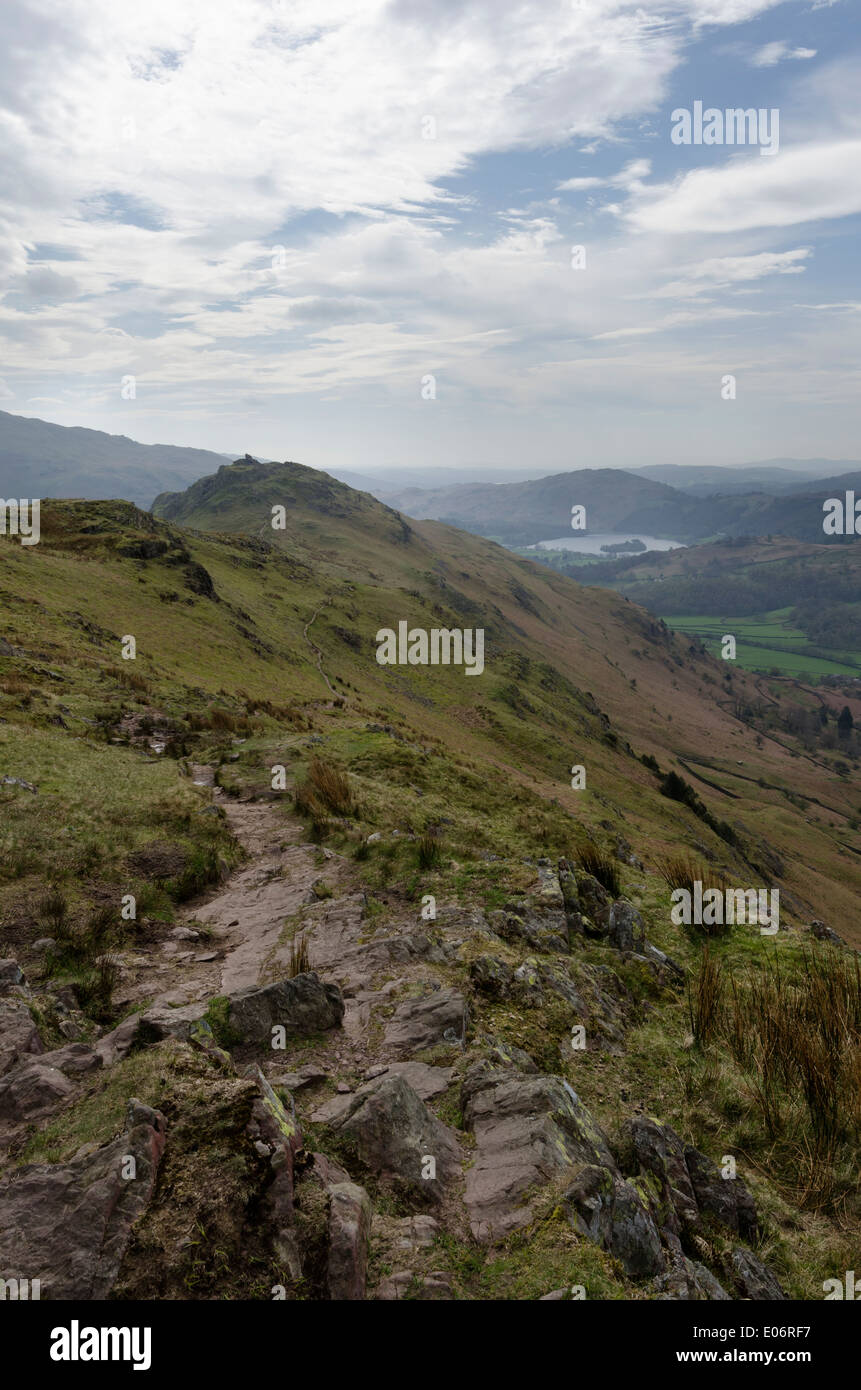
[534, 533, 686, 556]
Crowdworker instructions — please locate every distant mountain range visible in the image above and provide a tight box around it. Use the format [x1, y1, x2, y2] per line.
[1, 408, 859, 543]
[0, 409, 228, 507]
[376, 467, 861, 545]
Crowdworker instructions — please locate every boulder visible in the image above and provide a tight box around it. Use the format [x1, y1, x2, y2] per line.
[469, 955, 513, 1000]
[654, 1255, 730, 1300]
[624, 1116, 699, 1233]
[323, 1075, 460, 1202]
[0, 960, 24, 992]
[0, 998, 43, 1076]
[608, 900, 645, 952]
[229, 972, 344, 1043]
[577, 875, 612, 935]
[0, 1060, 75, 1128]
[461, 1063, 615, 1242]
[684, 1146, 758, 1242]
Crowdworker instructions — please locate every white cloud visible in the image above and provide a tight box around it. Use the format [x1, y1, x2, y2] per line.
[750, 41, 817, 67]
[627, 142, 861, 233]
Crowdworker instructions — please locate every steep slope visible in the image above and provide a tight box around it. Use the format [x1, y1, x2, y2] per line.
[1, 469, 858, 1303]
[0, 408, 229, 507]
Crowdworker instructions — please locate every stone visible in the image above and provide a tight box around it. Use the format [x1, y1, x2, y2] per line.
[0, 960, 24, 991]
[229, 972, 345, 1044]
[624, 1116, 699, 1234]
[327, 1181, 372, 1300]
[684, 1147, 758, 1242]
[0, 1061, 75, 1129]
[461, 1063, 616, 1242]
[730, 1248, 786, 1300]
[469, 955, 513, 1000]
[0, 1103, 166, 1298]
[323, 1075, 460, 1201]
[654, 1255, 730, 1300]
[563, 1164, 665, 1278]
[383, 988, 466, 1057]
[608, 900, 645, 952]
[0, 998, 43, 1075]
[577, 874, 612, 935]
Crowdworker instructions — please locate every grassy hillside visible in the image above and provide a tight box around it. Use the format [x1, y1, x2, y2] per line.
[1, 466, 859, 1302]
[581, 536, 861, 680]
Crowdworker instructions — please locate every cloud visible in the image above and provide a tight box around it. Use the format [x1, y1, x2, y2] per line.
[749, 41, 817, 67]
[627, 142, 861, 233]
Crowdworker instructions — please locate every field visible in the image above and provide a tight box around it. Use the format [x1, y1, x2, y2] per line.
[664, 609, 861, 677]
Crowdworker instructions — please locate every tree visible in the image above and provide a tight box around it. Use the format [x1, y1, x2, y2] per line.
[837, 705, 854, 738]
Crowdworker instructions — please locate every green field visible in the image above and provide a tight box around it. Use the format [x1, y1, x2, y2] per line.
[665, 610, 861, 677]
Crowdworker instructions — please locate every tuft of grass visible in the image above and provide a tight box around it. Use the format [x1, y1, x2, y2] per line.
[288, 934, 310, 977]
[417, 830, 443, 871]
[575, 842, 620, 897]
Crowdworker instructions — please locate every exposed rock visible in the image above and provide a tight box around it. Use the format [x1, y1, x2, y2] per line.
[228, 972, 345, 1044]
[383, 988, 466, 1057]
[624, 1116, 699, 1234]
[562, 1164, 665, 1278]
[327, 1180, 372, 1300]
[461, 1063, 615, 1241]
[684, 1146, 758, 1242]
[322, 1075, 460, 1201]
[376, 1269, 453, 1300]
[0, 997, 43, 1075]
[38, 1042, 102, 1077]
[608, 900, 645, 952]
[0, 960, 24, 992]
[577, 874, 612, 936]
[730, 1247, 787, 1300]
[0, 1060, 75, 1128]
[469, 955, 513, 1000]
[654, 1254, 730, 1300]
[809, 919, 844, 947]
[0, 1102, 166, 1298]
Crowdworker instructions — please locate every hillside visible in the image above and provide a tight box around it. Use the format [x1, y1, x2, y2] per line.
[1, 463, 858, 1304]
[582, 535, 861, 680]
[0, 409, 229, 508]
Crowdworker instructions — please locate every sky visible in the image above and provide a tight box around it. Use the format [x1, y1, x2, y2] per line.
[0, 0, 858, 474]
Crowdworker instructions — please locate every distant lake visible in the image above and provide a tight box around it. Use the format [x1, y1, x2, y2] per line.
[534, 533, 686, 556]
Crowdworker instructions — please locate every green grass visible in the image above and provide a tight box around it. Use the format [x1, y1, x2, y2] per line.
[664, 612, 861, 676]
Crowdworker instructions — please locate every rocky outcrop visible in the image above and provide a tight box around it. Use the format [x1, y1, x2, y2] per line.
[562, 1164, 665, 1277]
[0, 1100, 166, 1299]
[318, 1074, 461, 1203]
[461, 1061, 615, 1241]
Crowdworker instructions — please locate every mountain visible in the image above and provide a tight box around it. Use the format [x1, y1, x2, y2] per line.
[0, 409, 230, 507]
[0, 458, 858, 1304]
[635, 461, 860, 494]
[380, 466, 861, 546]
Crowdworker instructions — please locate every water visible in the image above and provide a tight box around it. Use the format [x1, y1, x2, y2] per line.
[534, 533, 685, 556]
